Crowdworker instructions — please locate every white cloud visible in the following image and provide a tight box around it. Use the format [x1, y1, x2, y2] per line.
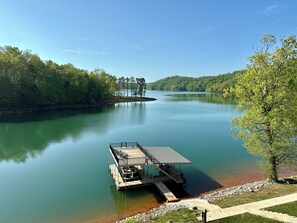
[63, 49, 108, 56]
[129, 44, 141, 50]
[63, 49, 82, 54]
[262, 4, 279, 15]
[120, 38, 129, 42]
[95, 51, 109, 55]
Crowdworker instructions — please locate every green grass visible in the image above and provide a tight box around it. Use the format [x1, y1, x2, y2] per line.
[123, 183, 297, 223]
[123, 210, 282, 223]
[123, 219, 141, 223]
[211, 213, 281, 223]
[123, 209, 200, 223]
[152, 209, 200, 223]
[213, 183, 297, 208]
[265, 201, 297, 217]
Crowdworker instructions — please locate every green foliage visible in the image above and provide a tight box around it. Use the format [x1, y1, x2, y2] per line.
[152, 209, 199, 223]
[232, 35, 297, 182]
[266, 201, 297, 217]
[212, 213, 281, 223]
[117, 76, 146, 97]
[147, 70, 243, 93]
[123, 219, 141, 223]
[0, 46, 117, 109]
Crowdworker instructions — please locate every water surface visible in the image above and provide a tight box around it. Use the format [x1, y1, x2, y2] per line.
[0, 91, 261, 223]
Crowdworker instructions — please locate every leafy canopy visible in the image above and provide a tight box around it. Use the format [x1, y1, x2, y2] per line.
[232, 34, 297, 181]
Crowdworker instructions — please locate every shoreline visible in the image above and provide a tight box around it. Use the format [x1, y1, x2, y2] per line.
[0, 96, 156, 117]
[110, 170, 296, 223]
[116, 176, 297, 223]
[115, 180, 274, 223]
[83, 176, 265, 223]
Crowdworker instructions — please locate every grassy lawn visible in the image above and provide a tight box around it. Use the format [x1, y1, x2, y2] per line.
[123, 210, 281, 223]
[152, 211, 282, 223]
[212, 183, 297, 208]
[152, 209, 200, 223]
[123, 182, 297, 223]
[123, 209, 200, 223]
[123, 219, 141, 223]
[265, 201, 297, 217]
[210, 213, 281, 223]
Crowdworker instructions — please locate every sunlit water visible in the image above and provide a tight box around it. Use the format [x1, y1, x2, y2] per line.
[0, 91, 261, 223]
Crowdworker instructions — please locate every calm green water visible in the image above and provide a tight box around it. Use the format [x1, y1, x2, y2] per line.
[0, 91, 259, 223]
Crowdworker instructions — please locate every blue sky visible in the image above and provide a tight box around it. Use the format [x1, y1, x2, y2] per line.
[1, 0, 297, 82]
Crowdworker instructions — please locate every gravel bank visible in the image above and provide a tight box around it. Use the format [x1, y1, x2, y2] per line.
[198, 181, 273, 202]
[116, 203, 189, 223]
[116, 181, 273, 223]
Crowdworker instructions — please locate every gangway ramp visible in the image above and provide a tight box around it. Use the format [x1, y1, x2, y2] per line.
[154, 181, 179, 202]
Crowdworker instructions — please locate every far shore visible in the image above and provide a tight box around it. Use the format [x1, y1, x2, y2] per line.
[0, 96, 156, 117]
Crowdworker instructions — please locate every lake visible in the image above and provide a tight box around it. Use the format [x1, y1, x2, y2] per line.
[0, 91, 263, 223]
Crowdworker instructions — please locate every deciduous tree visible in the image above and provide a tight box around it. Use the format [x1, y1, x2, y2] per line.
[232, 35, 297, 182]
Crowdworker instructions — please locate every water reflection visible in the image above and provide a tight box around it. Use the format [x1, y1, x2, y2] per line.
[165, 93, 236, 104]
[0, 103, 146, 163]
[115, 102, 146, 125]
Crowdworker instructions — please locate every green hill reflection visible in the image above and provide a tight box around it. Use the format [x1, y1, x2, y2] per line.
[165, 93, 236, 104]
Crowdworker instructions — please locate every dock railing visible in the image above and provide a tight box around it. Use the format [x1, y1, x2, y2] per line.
[110, 142, 138, 149]
[110, 142, 184, 183]
[109, 142, 146, 166]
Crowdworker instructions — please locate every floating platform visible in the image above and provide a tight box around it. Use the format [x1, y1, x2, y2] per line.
[108, 142, 191, 202]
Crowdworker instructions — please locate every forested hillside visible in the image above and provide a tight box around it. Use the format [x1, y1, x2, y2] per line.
[0, 46, 147, 110]
[0, 46, 118, 109]
[147, 70, 244, 92]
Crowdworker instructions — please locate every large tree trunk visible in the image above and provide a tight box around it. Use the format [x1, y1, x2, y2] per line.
[268, 154, 278, 182]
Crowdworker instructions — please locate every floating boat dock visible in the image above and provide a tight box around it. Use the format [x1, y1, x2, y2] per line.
[108, 142, 191, 202]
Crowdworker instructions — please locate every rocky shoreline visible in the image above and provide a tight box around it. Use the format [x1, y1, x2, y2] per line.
[198, 181, 273, 203]
[116, 180, 273, 223]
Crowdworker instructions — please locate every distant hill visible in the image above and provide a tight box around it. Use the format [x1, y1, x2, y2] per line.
[147, 70, 245, 93]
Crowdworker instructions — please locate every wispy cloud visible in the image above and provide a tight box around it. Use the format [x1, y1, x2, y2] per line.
[129, 44, 141, 50]
[120, 38, 129, 42]
[63, 49, 108, 56]
[94, 51, 109, 55]
[63, 49, 82, 54]
[262, 4, 279, 15]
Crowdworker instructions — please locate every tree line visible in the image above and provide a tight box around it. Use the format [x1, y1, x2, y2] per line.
[0, 46, 146, 110]
[117, 76, 146, 97]
[147, 70, 244, 93]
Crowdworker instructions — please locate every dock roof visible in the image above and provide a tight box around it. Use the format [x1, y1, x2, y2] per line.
[144, 147, 191, 164]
